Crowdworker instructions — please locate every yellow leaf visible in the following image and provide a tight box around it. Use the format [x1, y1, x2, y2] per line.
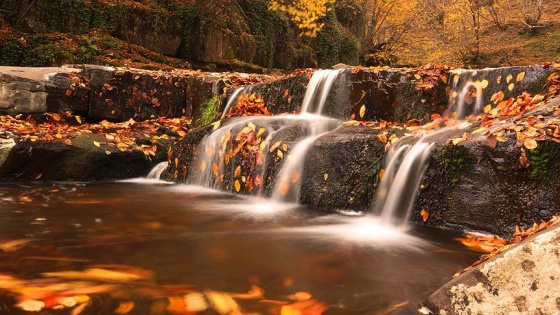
[277, 150, 284, 159]
[270, 141, 282, 153]
[483, 104, 492, 113]
[323, 173, 328, 180]
[282, 143, 288, 151]
[213, 121, 221, 130]
[516, 72, 525, 82]
[480, 79, 489, 89]
[414, 73, 421, 80]
[359, 105, 366, 118]
[506, 74, 513, 83]
[524, 138, 538, 150]
[379, 168, 385, 180]
[234, 180, 241, 192]
[248, 122, 256, 131]
[16, 300, 45, 312]
[75, 116, 82, 123]
[93, 141, 101, 147]
[200, 161, 207, 172]
[257, 127, 265, 138]
[508, 83, 514, 91]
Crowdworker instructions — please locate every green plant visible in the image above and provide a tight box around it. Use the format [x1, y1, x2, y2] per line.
[197, 95, 219, 126]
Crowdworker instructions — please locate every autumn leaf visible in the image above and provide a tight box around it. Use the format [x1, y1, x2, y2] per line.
[234, 165, 241, 177]
[93, 141, 101, 147]
[75, 116, 82, 124]
[523, 138, 537, 150]
[200, 161, 207, 172]
[234, 180, 241, 192]
[486, 134, 497, 149]
[420, 209, 429, 222]
[277, 150, 284, 159]
[269, 141, 282, 153]
[506, 74, 513, 83]
[516, 72, 525, 82]
[483, 104, 492, 113]
[508, 83, 514, 91]
[114, 301, 135, 314]
[292, 171, 299, 183]
[323, 173, 328, 181]
[359, 105, 366, 118]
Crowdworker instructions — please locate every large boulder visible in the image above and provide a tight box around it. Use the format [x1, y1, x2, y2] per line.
[425, 223, 560, 314]
[0, 66, 83, 115]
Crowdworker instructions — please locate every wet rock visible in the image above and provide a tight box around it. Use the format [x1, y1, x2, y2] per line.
[87, 68, 189, 121]
[425, 223, 560, 315]
[0, 66, 83, 115]
[300, 125, 386, 211]
[416, 130, 560, 237]
[0, 134, 167, 181]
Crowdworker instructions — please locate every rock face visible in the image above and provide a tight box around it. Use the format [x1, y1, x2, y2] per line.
[0, 66, 82, 115]
[425, 223, 560, 315]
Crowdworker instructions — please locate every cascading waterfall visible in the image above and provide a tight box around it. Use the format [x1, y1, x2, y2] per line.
[191, 69, 343, 202]
[271, 69, 343, 203]
[221, 86, 248, 119]
[448, 70, 484, 118]
[372, 124, 469, 227]
[146, 161, 169, 180]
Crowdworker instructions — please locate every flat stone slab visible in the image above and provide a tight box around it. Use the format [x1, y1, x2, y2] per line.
[425, 223, 560, 315]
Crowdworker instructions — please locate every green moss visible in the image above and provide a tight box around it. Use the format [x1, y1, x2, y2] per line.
[528, 148, 550, 179]
[442, 146, 469, 187]
[196, 95, 219, 126]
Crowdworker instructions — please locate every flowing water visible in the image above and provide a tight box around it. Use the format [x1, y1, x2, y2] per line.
[0, 182, 479, 314]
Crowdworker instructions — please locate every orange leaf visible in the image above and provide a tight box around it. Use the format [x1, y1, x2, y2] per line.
[292, 171, 299, 183]
[234, 180, 241, 192]
[279, 180, 290, 196]
[420, 209, 429, 222]
[234, 165, 241, 177]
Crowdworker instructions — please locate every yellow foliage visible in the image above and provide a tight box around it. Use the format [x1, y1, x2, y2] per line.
[269, 0, 336, 37]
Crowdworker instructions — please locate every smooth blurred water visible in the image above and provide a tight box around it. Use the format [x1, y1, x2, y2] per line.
[0, 182, 479, 314]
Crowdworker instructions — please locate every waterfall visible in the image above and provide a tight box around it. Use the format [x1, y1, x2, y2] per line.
[191, 69, 343, 201]
[271, 69, 343, 203]
[221, 87, 247, 119]
[372, 124, 468, 227]
[448, 70, 485, 118]
[146, 161, 168, 180]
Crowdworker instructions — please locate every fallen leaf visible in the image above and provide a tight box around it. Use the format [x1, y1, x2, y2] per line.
[359, 105, 366, 118]
[516, 72, 525, 82]
[114, 301, 135, 314]
[508, 83, 514, 91]
[292, 171, 299, 183]
[277, 150, 284, 159]
[93, 141, 101, 147]
[234, 165, 241, 177]
[483, 104, 492, 113]
[16, 300, 45, 312]
[420, 209, 429, 222]
[323, 173, 328, 181]
[524, 138, 537, 150]
[486, 134, 497, 149]
[506, 74, 513, 83]
[234, 180, 241, 192]
[269, 141, 282, 153]
[75, 116, 82, 124]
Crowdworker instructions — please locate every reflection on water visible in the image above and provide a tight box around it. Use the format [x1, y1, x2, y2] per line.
[0, 182, 478, 314]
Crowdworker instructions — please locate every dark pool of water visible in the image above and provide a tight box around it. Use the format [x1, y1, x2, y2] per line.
[0, 181, 479, 314]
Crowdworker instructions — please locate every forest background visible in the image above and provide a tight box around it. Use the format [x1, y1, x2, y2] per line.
[0, 0, 559, 72]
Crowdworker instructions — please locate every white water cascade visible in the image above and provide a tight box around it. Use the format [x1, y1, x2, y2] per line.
[372, 124, 469, 228]
[221, 86, 248, 119]
[192, 69, 343, 203]
[271, 69, 343, 203]
[448, 70, 485, 118]
[146, 161, 169, 180]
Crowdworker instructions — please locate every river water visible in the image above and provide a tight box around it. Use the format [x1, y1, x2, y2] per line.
[0, 181, 478, 314]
